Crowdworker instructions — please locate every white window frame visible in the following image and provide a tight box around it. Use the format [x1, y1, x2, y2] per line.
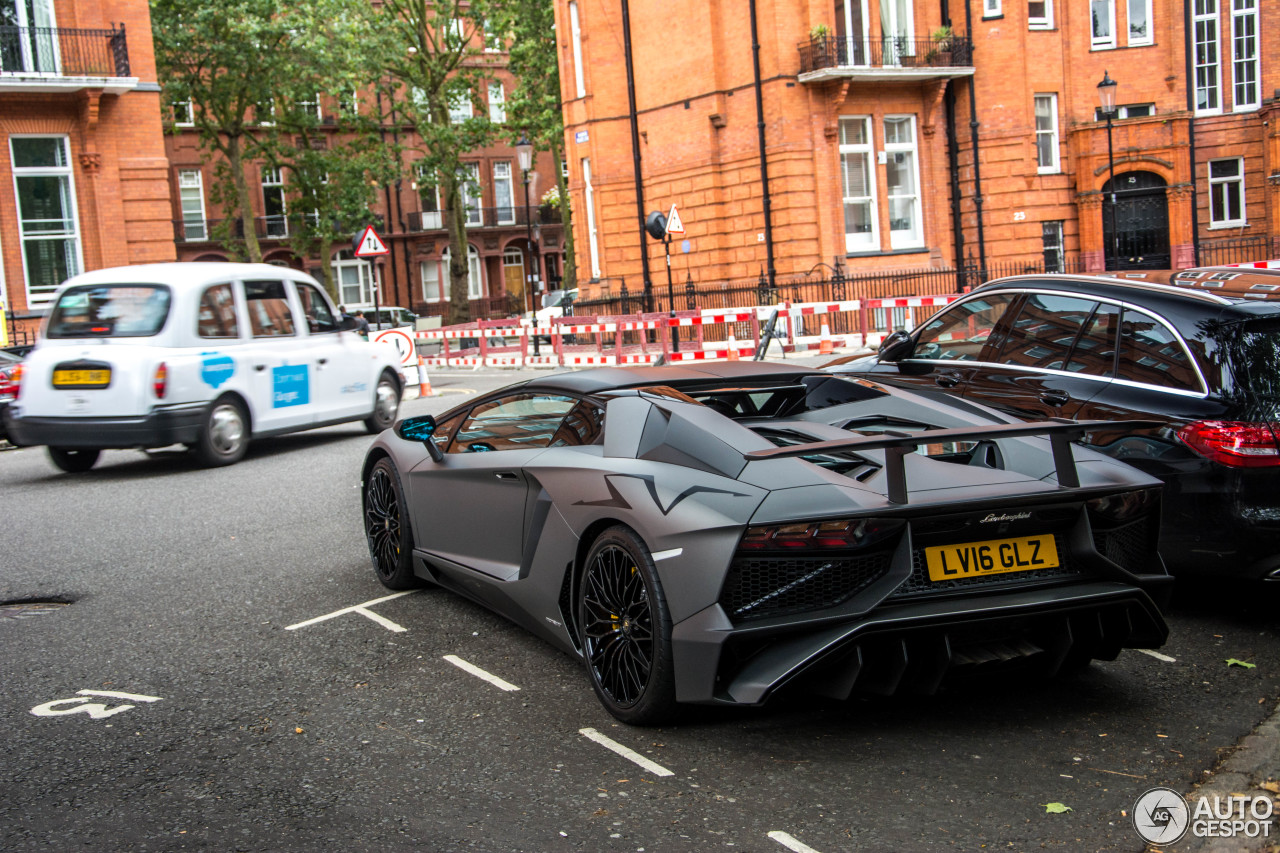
[1193, 0, 1222, 114]
[441, 245, 485, 300]
[837, 116, 878, 253]
[1042, 221, 1065, 272]
[1028, 0, 1053, 29]
[178, 169, 207, 241]
[333, 250, 374, 307]
[414, 163, 443, 230]
[1208, 157, 1246, 228]
[581, 157, 601, 278]
[883, 115, 923, 251]
[488, 82, 506, 123]
[298, 93, 322, 122]
[983, 0, 1002, 18]
[1230, 0, 1259, 111]
[493, 161, 516, 225]
[11, 135, 82, 307]
[483, 18, 504, 52]
[1034, 94, 1060, 174]
[173, 100, 195, 126]
[449, 90, 473, 124]
[261, 166, 288, 238]
[1127, 0, 1152, 44]
[420, 260, 443, 302]
[4, 0, 60, 74]
[1090, 0, 1116, 47]
[460, 162, 482, 227]
[568, 1, 586, 99]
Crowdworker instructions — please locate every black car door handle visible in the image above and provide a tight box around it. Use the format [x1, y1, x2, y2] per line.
[254, 364, 267, 371]
[935, 375, 960, 389]
[317, 358, 328, 366]
[1040, 391, 1070, 407]
[494, 471, 520, 481]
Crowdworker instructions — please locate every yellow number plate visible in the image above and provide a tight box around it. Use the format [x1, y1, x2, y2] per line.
[924, 534, 1059, 582]
[53, 369, 111, 388]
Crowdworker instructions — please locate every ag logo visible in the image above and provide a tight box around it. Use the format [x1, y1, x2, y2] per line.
[1133, 786, 1190, 844]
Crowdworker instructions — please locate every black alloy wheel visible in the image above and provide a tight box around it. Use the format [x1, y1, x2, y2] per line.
[364, 457, 421, 590]
[47, 447, 100, 473]
[580, 526, 676, 725]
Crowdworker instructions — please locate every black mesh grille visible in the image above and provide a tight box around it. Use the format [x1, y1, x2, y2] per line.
[892, 533, 1079, 598]
[721, 551, 893, 622]
[1093, 517, 1154, 573]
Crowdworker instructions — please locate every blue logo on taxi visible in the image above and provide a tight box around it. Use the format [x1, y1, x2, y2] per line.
[273, 364, 309, 407]
[200, 353, 235, 388]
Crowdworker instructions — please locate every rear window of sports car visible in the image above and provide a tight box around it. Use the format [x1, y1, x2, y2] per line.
[47, 285, 171, 338]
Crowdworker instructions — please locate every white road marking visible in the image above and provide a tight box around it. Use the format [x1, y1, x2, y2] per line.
[1135, 648, 1177, 663]
[578, 728, 674, 777]
[651, 548, 683, 561]
[768, 831, 823, 853]
[31, 690, 162, 719]
[443, 655, 521, 692]
[77, 690, 162, 702]
[286, 591, 419, 632]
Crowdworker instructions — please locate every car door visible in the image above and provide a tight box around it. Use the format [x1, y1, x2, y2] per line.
[408, 392, 580, 580]
[959, 292, 1115, 420]
[869, 293, 1021, 395]
[239, 278, 315, 434]
[294, 280, 368, 421]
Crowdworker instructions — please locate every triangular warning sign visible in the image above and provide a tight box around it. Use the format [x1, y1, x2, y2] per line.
[665, 204, 685, 235]
[354, 225, 390, 258]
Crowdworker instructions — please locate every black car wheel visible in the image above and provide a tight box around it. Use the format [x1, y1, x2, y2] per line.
[579, 526, 677, 725]
[364, 371, 401, 434]
[195, 397, 248, 467]
[364, 457, 421, 590]
[48, 447, 100, 473]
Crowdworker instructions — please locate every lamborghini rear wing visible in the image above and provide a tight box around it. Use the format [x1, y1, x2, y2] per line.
[743, 419, 1164, 504]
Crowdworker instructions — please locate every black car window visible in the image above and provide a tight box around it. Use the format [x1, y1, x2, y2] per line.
[550, 401, 605, 447]
[451, 393, 577, 453]
[296, 283, 339, 334]
[1064, 302, 1120, 376]
[995, 294, 1097, 370]
[197, 283, 239, 338]
[431, 410, 467, 453]
[1117, 308, 1198, 390]
[912, 295, 1016, 362]
[47, 285, 171, 338]
[244, 280, 296, 337]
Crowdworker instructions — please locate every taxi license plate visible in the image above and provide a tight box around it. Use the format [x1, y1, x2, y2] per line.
[53, 368, 111, 388]
[924, 534, 1059, 582]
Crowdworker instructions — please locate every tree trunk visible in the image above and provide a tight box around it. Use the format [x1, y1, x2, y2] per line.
[552, 134, 576, 291]
[317, 237, 338, 302]
[442, 169, 470, 327]
[227, 137, 263, 264]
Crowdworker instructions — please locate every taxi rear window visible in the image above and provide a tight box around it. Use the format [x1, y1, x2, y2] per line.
[47, 285, 171, 338]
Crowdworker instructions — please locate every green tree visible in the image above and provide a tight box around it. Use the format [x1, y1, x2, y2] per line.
[486, 0, 576, 292]
[371, 0, 496, 325]
[153, 0, 384, 265]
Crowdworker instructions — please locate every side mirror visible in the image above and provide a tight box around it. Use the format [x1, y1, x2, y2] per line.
[395, 415, 444, 461]
[877, 330, 914, 363]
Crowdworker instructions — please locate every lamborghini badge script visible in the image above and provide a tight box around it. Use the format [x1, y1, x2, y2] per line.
[980, 512, 1032, 523]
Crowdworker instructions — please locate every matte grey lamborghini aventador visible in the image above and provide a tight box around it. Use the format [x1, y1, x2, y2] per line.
[360, 362, 1171, 724]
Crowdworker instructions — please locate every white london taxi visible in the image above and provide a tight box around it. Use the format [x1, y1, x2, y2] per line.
[5, 263, 404, 472]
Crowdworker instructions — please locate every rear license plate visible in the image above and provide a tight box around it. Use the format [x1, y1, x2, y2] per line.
[924, 534, 1059, 582]
[53, 369, 111, 388]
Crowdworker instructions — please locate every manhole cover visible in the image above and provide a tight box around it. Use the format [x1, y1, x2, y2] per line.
[0, 601, 69, 620]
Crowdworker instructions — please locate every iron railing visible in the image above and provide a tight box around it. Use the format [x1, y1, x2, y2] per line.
[173, 214, 352, 243]
[406, 205, 562, 232]
[798, 34, 973, 74]
[1199, 235, 1276, 266]
[0, 24, 129, 77]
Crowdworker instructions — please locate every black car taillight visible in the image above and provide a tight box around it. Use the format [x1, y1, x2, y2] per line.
[1176, 420, 1280, 468]
[738, 517, 905, 552]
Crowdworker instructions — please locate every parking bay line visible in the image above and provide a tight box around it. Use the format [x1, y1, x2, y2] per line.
[443, 655, 521, 692]
[1134, 648, 1177, 663]
[578, 728, 674, 777]
[768, 831, 823, 853]
[285, 591, 420, 633]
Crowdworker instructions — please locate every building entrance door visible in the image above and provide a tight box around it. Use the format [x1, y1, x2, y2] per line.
[1102, 171, 1170, 270]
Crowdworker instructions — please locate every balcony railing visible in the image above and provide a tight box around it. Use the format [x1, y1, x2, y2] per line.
[406, 205, 563, 233]
[174, 215, 332, 243]
[0, 24, 130, 77]
[798, 34, 973, 75]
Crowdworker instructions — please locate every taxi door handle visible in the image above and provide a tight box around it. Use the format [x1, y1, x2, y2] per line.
[254, 364, 267, 371]
[317, 358, 329, 366]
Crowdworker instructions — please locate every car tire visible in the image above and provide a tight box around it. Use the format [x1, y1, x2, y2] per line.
[363, 457, 422, 590]
[579, 525, 678, 725]
[364, 371, 400, 434]
[194, 397, 248, 467]
[48, 447, 100, 473]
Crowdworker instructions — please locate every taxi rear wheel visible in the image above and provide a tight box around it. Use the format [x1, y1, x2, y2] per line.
[364, 371, 400, 434]
[195, 397, 248, 467]
[48, 447, 100, 473]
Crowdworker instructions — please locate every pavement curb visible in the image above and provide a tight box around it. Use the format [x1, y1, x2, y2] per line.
[1166, 698, 1280, 853]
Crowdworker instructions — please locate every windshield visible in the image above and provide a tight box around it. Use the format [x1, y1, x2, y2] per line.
[47, 285, 172, 338]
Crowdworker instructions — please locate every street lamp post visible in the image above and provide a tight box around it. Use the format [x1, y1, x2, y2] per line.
[516, 137, 540, 356]
[1097, 71, 1119, 271]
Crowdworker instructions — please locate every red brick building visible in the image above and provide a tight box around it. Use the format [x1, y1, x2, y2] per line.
[555, 0, 1278, 302]
[1, 0, 174, 345]
[164, 64, 565, 322]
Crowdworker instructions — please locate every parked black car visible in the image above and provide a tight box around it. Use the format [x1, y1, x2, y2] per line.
[824, 269, 1280, 581]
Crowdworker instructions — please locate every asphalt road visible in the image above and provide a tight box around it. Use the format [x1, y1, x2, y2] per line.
[1, 364, 1278, 853]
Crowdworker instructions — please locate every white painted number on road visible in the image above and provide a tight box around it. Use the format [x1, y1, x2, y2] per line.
[31, 689, 163, 720]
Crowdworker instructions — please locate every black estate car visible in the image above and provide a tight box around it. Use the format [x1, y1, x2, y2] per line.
[825, 269, 1280, 581]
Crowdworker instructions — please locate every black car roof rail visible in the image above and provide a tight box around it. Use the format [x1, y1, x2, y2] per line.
[981, 275, 1234, 306]
[744, 419, 1164, 505]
